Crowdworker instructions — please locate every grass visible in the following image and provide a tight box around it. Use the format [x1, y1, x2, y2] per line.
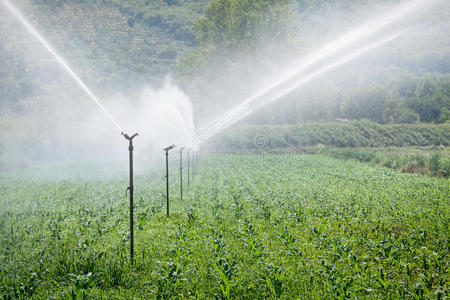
[0, 154, 449, 298]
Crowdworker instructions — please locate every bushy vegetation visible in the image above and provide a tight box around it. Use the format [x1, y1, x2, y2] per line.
[205, 121, 450, 150]
[249, 74, 450, 125]
[0, 155, 448, 298]
[1, 0, 449, 125]
[0, 0, 209, 106]
[184, 0, 450, 123]
[317, 146, 450, 177]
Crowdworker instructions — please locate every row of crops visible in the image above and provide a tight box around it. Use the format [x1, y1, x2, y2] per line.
[0, 154, 448, 298]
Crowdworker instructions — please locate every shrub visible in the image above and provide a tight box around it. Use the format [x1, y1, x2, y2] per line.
[205, 122, 450, 150]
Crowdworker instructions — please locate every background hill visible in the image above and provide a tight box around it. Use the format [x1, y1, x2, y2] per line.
[0, 0, 209, 103]
[1, 0, 450, 132]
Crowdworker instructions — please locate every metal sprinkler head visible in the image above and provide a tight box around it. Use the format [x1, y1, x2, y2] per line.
[164, 144, 176, 152]
[122, 132, 139, 141]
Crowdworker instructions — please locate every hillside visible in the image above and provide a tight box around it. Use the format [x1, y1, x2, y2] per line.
[0, 0, 449, 126]
[0, 0, 208, 104]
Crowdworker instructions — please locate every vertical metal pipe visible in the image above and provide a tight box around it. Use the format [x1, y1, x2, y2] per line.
[164, 145, 176, 217]
[129, 139, 134, 265]
[179, 148, 184, 201]
[187, 150, 190, 187]
[166, 150, 169, 216]
[122, 132, 138, 265]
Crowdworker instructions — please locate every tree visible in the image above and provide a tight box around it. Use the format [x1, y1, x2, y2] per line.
[180, 0, 298, 122]
[406, 79, 450, 123]
[184, 0, 296, 72]
[340, 85, 388, 123]
[440, 107, 450, 123]
[415, 75, 437, 97]
[383, 106, 420, 124]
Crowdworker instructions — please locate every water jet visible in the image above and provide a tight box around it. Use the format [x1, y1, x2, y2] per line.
[194, 0, 436, 144]
[1, 0, 123, 133]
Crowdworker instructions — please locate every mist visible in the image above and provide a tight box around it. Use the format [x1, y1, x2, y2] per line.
[190, 0, 449, 130]
[0, 0, 449, 168]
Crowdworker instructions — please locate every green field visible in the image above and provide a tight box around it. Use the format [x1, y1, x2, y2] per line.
[1, 154, 449, 298]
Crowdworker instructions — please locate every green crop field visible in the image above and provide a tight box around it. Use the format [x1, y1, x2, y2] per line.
[0, 154, 449, 298]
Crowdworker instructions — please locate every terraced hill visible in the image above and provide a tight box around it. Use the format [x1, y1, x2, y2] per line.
[0, 0, 208, 103]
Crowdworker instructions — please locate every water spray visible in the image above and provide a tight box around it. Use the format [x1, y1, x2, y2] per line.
[1, 0, 123, 132]
[179, 147, 185, 201]
[164, 144, 176, 216]
[122, 132, 138, 264]
[196, 30, 406, 144]
[194, 0, 435, 144]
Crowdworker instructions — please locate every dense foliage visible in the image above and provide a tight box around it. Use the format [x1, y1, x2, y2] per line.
[0, 155, 448, 298]
[182, 0, 295, 72]
[317, 146, 450, 177]
[246, 73, 450, 125]
[0, 0, 209, 104]
[1, 0, 449, 124]
[205, 121, 450, 150]
[184, 0, 450, 123]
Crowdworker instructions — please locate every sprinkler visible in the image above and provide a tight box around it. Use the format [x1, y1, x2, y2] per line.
[179, 147, 185, 201]
[164, 144, 176, 216]
[187, 148, 191, 186]
[122, 132, 138, 265]
[192, 151, 195, 182]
